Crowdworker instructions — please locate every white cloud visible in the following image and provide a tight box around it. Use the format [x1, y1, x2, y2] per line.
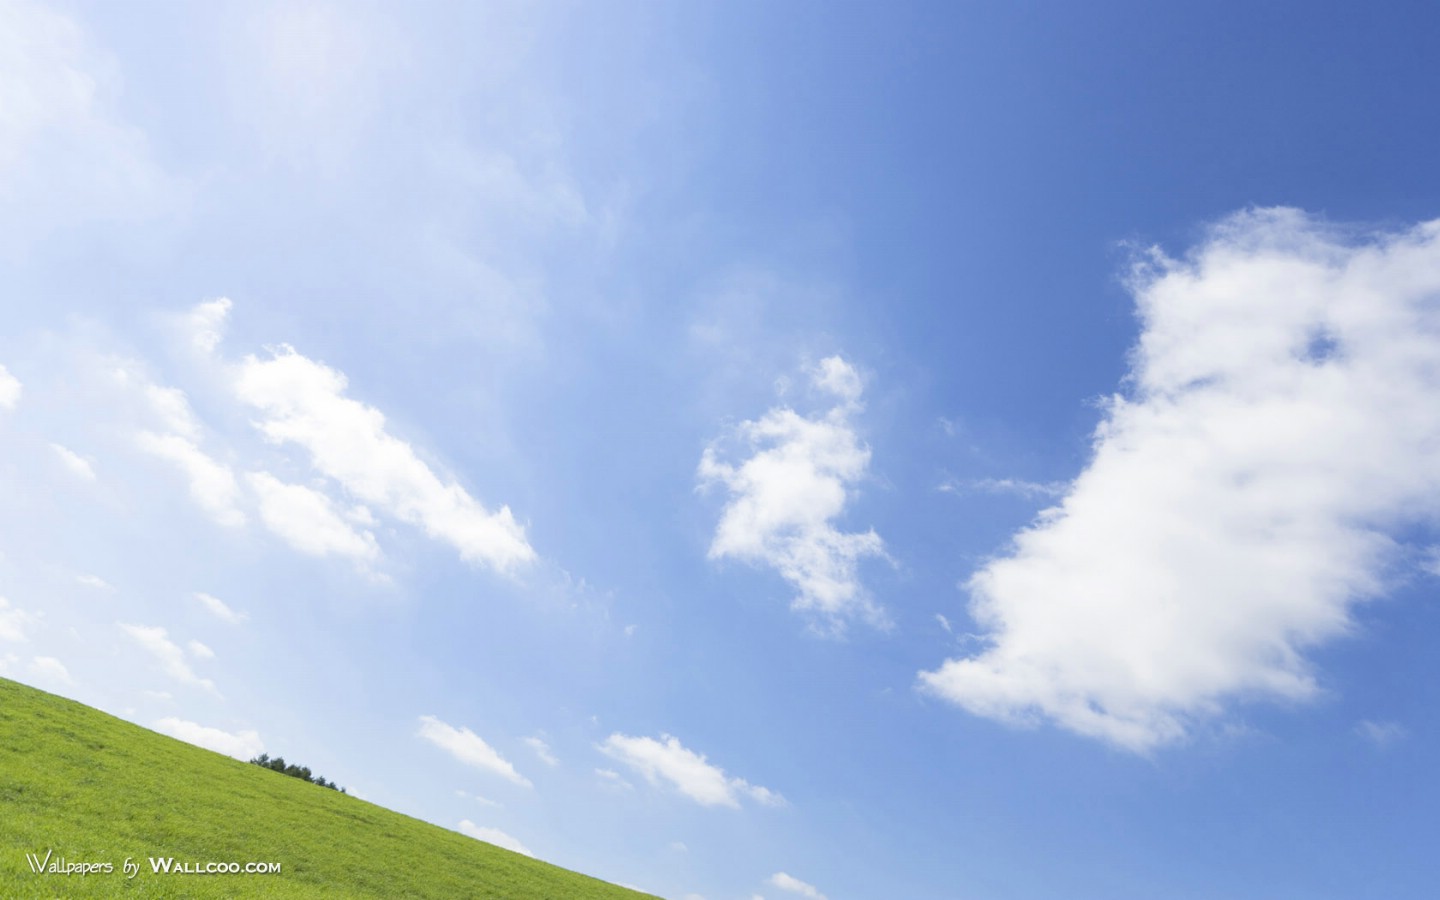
[28, 656, 71, 684]
[417, 715, 530, 787]
[185, 298, 232, 356]
[949, 477, 1068, 500]
[768, 872, 827, 900]
[0, 597, 35, 642]
[598, 733, 782, 809]
[524, 736, 558, 767]
[194, 592, 247, 624]
[699, 356, 888, 633]
[234, 346, 534, 572]
[456, 820, 532, 857]
[137, 431, 246, 527]
[921, 208, 1440, 752]
[0, 363, 20, 409]
[76, 574, 112, 591]
[455, 789, 502, 809]
[594, 767, 632, 789]
[186, 639, 214, 660]
[247, 471, 380, 565]
[51, 443, 96, 480]
[1356, 719, 1407, 747]
[154, 717, 262, 760]
[144, 384, 203, 440]
[120, 623, 215, 692]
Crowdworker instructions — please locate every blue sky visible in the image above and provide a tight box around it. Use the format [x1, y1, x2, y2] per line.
[3, 1, 1439, 897]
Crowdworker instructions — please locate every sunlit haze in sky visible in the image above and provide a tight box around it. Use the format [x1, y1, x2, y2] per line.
[3, 2, 1439, 897]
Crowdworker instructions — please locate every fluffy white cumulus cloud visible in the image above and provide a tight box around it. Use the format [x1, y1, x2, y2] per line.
[0, 363, 20, 409]
[154, 717, 262, 760]
[921, 208, 1440, 751]
[456, 820, 532, 857]
[247, 471, 380, 565]
[234, 347, 534, 572]
[768, 872, 827, 900]
[700, 356, 888, 633]
[599, 733, 783, 809]
[119, 624, 215, 693]
[417, 715, 530, 787]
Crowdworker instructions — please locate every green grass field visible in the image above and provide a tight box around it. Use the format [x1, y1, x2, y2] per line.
[0, 677, 652, 898]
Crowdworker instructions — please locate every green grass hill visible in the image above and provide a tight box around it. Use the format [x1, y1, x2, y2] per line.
[0, 677, 652, 898]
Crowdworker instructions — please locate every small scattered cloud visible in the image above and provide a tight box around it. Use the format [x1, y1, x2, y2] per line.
[456, 820, 532, 857]
[524, 736, 558, 767]
[76, 574, 113, 591]
[28, 656, 71, 684]
[154, 717, 262, 760]
[768, 872, 826, 900]
[194, 592, 247, 624]
[1355, 719, 1407, 748]
[185, 298, 232, 356]
[699, 355, 889, 634]
[599, 733, 783, 809]
[119, 624, 215, 692]
[50, 443, 95, 480]
[186, 639, 214, 660]
[417, 715, 530, 787]
[921, 209, 1440, 752]
[456, 789, 502, 809]
[0, 363, 20, 410]
[594, 767, 632, 790]
[0, 597, 36, 642]
[935, 613, 952, 633]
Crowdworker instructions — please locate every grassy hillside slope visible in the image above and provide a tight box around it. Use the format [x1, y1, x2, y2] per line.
[0, 677, 651, 898]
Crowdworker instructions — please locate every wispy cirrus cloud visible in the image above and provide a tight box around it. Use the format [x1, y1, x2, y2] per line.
[524, 736, 558, 767]
[700, 356, 888, 634]
[193, 592, 246, 625]
[51, 443, 96, 480]
[922, 209, 1440, 752]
